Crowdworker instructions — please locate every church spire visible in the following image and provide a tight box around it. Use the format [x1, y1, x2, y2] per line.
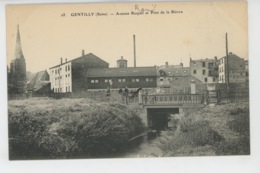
[14, 24, 24, 59]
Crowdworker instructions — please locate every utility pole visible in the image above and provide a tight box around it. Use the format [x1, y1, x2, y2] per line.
[133, 35, 136, 67]
[225, 33, 230, 101]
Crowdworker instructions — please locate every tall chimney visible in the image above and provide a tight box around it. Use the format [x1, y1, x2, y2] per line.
[82, 49, 85, 56]
[133, 35, 136, 67]
[60, 57, 63, 64]
[165, 62, 168, 67]
[65, 58, 67, 62]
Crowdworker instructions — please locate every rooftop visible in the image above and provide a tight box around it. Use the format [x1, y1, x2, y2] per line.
[87, 66, 157, 78]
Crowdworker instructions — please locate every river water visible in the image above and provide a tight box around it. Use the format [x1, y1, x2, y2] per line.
[122, 131, 164, 158]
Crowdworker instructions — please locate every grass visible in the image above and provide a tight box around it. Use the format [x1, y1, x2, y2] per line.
[154, 102, 250, 156]
[8, 98, 145, 160]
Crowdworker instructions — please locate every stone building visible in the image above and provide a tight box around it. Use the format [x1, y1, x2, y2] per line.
[8, 25, 27, 94]
[218, 52, 247, 83]
[190, 57, 218, 83]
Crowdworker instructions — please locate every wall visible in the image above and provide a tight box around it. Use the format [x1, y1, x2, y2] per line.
[87, 76, 157, 89]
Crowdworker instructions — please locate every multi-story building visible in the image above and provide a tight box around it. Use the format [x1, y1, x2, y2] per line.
[218, 52, 247, 83]
[49, 50, 109, 93]
[157, 62, 190, 88]
[190, 57, 218, 83]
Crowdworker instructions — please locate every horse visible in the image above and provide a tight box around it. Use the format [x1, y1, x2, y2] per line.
[128, 87, 142, 99]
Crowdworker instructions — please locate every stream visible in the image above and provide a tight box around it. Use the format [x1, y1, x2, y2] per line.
[122, 131, 164, 158]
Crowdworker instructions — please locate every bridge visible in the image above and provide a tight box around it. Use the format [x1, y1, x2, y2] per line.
[137, 94, 206, 130]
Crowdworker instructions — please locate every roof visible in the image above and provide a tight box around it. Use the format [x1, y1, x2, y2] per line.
[49, 53, 109, 69]
[87, 66, 157, 78]
[158, 67, 190, 77]
[220, 52, 243, 60]
[27, 70, 50, 91]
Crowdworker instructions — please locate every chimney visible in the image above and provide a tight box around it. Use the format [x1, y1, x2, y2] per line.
[60, 57, 63, 64]
[165, 62, 168, 67]
[180, 63, 183, 67]
[133, 35, 136, 67]
[214, 56, 217, 60]
[82, 49, 85, 56]
[65, 58, 67, 63]
[229, 52, 233, 55]
[121, 56, 123, 59]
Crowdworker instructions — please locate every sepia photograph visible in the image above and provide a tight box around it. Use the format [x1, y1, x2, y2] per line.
[5, 1, 250, 161]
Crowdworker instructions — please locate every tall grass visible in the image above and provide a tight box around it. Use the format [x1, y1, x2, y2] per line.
[156, 102, 250, 156]
[8, 98, 145, 159]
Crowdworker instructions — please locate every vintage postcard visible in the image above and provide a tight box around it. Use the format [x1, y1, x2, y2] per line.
[6, 1, 249, 161]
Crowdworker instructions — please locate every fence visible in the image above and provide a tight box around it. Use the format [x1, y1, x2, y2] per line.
[217, 88, 249, 103]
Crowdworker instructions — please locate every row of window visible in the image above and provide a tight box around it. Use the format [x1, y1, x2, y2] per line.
[52, 65, 71, 75]
[54, 86, 71, 93]
[90, 78, 154, 84]
[54, 74, 71, 86]
[193, 69, 207, 75]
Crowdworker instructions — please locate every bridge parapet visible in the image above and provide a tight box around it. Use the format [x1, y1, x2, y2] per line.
[142, 94, 204, 106]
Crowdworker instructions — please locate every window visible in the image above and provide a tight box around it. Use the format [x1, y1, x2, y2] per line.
[68, 86, 70, 92]
[91, 80, 95, 83]
[150, 78, 153, 82]
[132, 79, 136, 82]
[65, 66, 67, 72]
[105, 79, 108, 83]
[95, 80, 98, 83]
[184, 70, 187, 73]
[68, 65, 70, 71]
[213, 78, 215, 82]
[118, 79, 121, 82]
[175, 71, 179, 73]
[136, 78, 139, 82]
[122, 79, 126, 82]
[146, 78, 149, 82]
[160, 78, 163, 81]
[203, 70, 206, 75]
[204, 78, 208, 82]
[202, 62, 206, 67]
[193, 70, 197, 74]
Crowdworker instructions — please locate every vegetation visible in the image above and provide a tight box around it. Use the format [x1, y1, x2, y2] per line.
[155, 102, 250, 156]
[8, 98, 145, 160]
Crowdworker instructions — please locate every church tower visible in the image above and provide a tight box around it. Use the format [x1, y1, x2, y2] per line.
[9, 25, 27, 94]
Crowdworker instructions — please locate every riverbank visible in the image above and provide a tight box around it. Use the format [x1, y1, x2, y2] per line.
[8, 98, 145, 159]
[129, 102, 250, 157]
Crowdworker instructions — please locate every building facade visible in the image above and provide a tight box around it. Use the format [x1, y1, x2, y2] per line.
[86, 66, 157, 90]
[8, 25, 27, 94]
[49, 51, 109, 93]
[157, 62, 190, 88]
[218, 52, 247, 83]
[190, 57, 218, 83]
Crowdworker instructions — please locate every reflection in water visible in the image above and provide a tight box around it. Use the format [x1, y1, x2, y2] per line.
[122, 130, 164, 158]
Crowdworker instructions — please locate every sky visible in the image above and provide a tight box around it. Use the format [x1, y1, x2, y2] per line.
[6, 1, 248, 73]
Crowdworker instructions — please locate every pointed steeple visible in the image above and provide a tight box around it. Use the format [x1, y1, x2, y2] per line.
[14, 24, 24, 59]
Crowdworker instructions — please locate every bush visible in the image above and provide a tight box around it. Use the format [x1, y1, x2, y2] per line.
[8, 101, 145, 159]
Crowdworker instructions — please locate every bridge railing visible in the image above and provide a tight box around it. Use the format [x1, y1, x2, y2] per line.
[142, 94, 204, 105]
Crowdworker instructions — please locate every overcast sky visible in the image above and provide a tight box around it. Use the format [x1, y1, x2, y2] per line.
[6, 1, 248, 73]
